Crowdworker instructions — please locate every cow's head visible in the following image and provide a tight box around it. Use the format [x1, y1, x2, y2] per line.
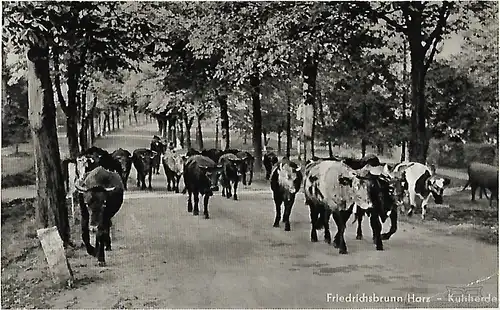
[228, 157, 246, 178]
[277, 161, 303, 194]
[140, 150, 158, 169]
[76, 155, 100, 177]
[338, 171, 372, 210]
[427, 176, 451, 204]
[199, 164, 224, 193]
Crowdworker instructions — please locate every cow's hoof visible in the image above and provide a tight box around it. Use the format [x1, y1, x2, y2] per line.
[187, 208, 193, 213]
[339, 249, 348, 255]
[381, 233, 391, 240]
[284, 226, 291, 232]
[193, 210, 199, 216]
[175, 189, 179, 193]
[325, 237, 332, 244]
[273, 222, 279, 228]
[376, 245, 384, 251]
[167, 187, 172, 191]
[148, 186, 153, 190]
[98, 261, 106, 267]
[311, 237, 318, 242]
[204, 214, 210, 219]
[356, 235, 363, 240]
[105, 246, 112, 251]
[233, 195, 238, 201]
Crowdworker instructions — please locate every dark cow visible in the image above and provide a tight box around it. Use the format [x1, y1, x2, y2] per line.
[183, 155, 223, 219]
[74, 166, 124, 266]
[78, 146, 123, 176]
[303, 160, 395, 254]
[218, 153, 245, 200]
[270, 158, 303, 231]
[163, 148, 184, 192]
[392, 162, 451, 220]
[236, 151, 254, 185]
[150, 136, 166, 174]
[186, 148, 202, 157]
[463, 162, 498, 207]
[132, 148, 158, 190]
[263, 151, 279, 180]
[201, 148, 224, 163]
[111, 148, 133, 190]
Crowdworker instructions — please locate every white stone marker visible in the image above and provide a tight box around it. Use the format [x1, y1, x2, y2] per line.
[37, 226, 74, 287]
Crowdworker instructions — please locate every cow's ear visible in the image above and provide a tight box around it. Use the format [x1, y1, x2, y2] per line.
[443, 177, 451, 186]
[429, 164, 436, 175]
[338, 176, 353, 187]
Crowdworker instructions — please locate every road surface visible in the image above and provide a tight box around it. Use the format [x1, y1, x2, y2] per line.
[4, 124, 498, 308]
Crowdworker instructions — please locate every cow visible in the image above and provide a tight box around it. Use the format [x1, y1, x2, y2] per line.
[163, 147, 184, 193]
[303, 160, 396, 254]
[201, 148, 224, 163]
[463, 162, 498, 207]
[183, 155, 223, 219]
[186, 148, 202, 157]
[263, 151, 279, 180]
[132, 148, 158, 190]
[236, 151, 254, 185]
[111, 148, 133, 190]
[392, 162, 451, 220]
[150, 136, 166, 175]
[218, 153, 246, 200]
[78, 146, 123, 176]
[74, 166, 124, 266]
[270, 158, 303, 231]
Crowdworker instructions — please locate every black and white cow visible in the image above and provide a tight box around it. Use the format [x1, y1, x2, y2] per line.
[132, 148, 158, 190]
[74, 166, 124, 266]
[270, 158, 303, 231]
[111, 148, 133, 190]
[183, 155, 223, 219]
[263, 151, 279, 180]
[163, 148, 184, 193]
[392, 162, 451, 220]
[218, 153, 246, 200]
[150, 136, 166, 175]
[303, 160, 395, 254]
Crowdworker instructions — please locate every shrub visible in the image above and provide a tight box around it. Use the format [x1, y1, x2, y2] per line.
[428, 139, 498, 169]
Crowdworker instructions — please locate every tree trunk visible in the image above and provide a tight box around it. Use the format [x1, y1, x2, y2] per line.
[90, 107, 95, 145]
[302, 50, 318, 163]
[184, 115, 193, 150]
[401, 39, 408, 162]
[219, 94, 230, 150]
[157, 116, 162, 135]
[116, 109, 120, 130]
[361, 139, 367, 158]
[286, 88, 292, 158]
[215, 115, 219, 149]
[133, 106, 138, 124]
[196, 114, 204, 150]
[408, 42, 428, 164]
[277, 131, 282, 154]
[129, 110, 132, 126]
[328, 139, 333, 158]
[250, 66, 263, 171]
[243, 131, 247, 145]
[111, 108, 115, 131]
[171, 118, 177, 147]
[78, 89, 88, 151]
[178, 119, 184, 148]
[27, 46, 70, 245]
[162, 117, 168, 139]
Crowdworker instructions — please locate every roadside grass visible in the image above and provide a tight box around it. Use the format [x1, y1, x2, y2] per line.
[1, 198, 111, 308]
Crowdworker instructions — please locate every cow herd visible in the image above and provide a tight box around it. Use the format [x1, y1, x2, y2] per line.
[63, 135, 497, 266]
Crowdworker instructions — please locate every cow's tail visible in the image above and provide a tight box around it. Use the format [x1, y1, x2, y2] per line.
[461, 180, 470, 191]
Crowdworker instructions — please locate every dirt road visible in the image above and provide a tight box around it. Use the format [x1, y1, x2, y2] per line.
[6, 123, 497, 308]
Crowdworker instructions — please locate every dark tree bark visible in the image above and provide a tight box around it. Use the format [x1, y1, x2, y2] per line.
[277, 131, 282, 154]
[78, 88, 88, 151]
[196, 113, 204, 150]
[184, 115, 194, 150]
[302, 50, 318, 162]
[250, 65, 263, 172]
[215, 115, 219, 149]
[162, 116, 168, 139]
[401, 38, 408, 162]
[133, 106, 138, 124]
[171, 117, 177, 147]
[116, 109, 120, 130]
[219, 94, 230, 150]
[286, 87, 292, 158]
[111, 108, 115, 131]
[27, 46, 71, 245]
[90, 106, 95, 145]
[129, 110, 132, 126]
[156, 116, 162, 135]
[178, 119, 184, 148]
[328, 139, 334, 158]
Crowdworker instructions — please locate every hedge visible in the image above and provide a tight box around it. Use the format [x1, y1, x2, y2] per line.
[427, 139, 498, 169]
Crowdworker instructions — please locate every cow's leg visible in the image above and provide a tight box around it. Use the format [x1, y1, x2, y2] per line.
[95, 215, 108, 266]
[78, 195, 96, 256]
[309, 204, 318, 242]
[421, 195, 431, 220]
[136, 169, 141, 188]
[248, 166, 253, 185]
[370, 213, 383, 251]
[407, 191, 417, 217]
[273, 192, 283, 227]
[282, 196, 295, 231]
[193, 192, 200, 216]
[471, 183, 477, 201]
[203, 194, 210, 219]
[355, 209, 364, 240]
[381, 207, 398, 240]
[174, 175, 180, 193]
[233, 180, 238, 201]
[265, 167, 271, 180]
[332, 210, 347, 254]
[323, 209, 332, 244]
[148, 169, 152, 190]
[187, 189, 193, 212]
[242, 169, 247, 186]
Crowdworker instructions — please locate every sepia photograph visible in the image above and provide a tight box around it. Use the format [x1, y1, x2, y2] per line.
[1, 1, 498, 308]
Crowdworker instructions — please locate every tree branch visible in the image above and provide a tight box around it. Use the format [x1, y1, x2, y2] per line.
[368, 4, 407, 34]
[52, 47, 67, 114]
[424, 2, 452, 52]
[424, 39, 440, 73]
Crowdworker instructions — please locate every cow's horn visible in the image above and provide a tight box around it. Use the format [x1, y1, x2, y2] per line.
[74, 182, 89, 192]
[103, 186, 116, 192]
[295, 166, 301, 172]
[88, 157, 95, 163]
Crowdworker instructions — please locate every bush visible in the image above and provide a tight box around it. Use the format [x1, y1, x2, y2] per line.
[428, 139, 498, 169]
